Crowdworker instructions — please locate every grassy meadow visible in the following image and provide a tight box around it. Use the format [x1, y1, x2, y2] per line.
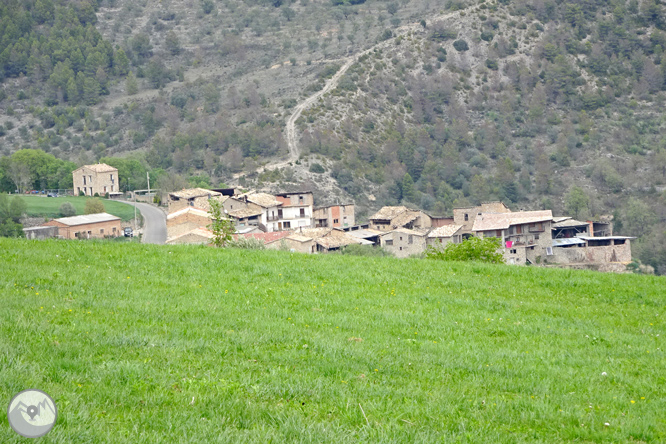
[20, 195, 138, 221]
[0, 238, 664, 443]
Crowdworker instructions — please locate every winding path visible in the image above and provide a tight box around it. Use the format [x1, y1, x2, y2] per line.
[234, 9, 464, 180]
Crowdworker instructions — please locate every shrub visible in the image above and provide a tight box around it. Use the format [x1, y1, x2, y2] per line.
[227, 237, 266, 250]
[453, 39, 469, 52]
[59, 202, 77, 217]
[480, 31, 494, 42]
[485, 59, 499, 70]
[84, 198, 105, 214]
[425, 237, 504, 263]
[309, 163, 326, 173]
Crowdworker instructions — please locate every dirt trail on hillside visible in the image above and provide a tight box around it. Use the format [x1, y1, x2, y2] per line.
[232, 9, 464, 182]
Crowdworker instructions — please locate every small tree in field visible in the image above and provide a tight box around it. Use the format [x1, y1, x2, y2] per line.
[84, 198, 105, 214]
[425, 236, 504, 264]
[207, 199, 235, 247]
[59, 202, 77, 217]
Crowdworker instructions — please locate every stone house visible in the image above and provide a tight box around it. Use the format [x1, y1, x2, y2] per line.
[369, 206, 432, 232]
[549, 236, 635, 272]
[313, 204, 355, 228]
[472, 210, 554, 265]
[167, 188, 224, 213]
[227, 207, 263, 231]
[166, 207, 212, 241]
[165, 228, 214, 245]
[426, 225, 464, 249]
[275, 191, 314, 230]
[379, 228, 428, 258]
[453, 201, 511, 235]
[42, 213, 122, 239]
[72, 163, 120, 197]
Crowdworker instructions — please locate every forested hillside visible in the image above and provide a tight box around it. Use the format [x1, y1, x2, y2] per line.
[1, 0, 666, 271]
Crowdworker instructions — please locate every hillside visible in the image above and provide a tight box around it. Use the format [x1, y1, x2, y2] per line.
[1, 0, 666, 271]
[1, 239, 665, 442]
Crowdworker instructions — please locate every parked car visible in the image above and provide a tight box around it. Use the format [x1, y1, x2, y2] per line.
[47, 192, 58, 197]
[124, 227, 133, 238]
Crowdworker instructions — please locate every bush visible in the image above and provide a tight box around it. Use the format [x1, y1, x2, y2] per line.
[309, 163, 326, 173]
[480, 31, 494, 42]
[59, 202, 77, 217]
[84, 198, 105, 215]
[425, 237, 504, 263]
[453, 39, 469, 52]
[227, 236, 266, 250]
[485, 59, 499, 70]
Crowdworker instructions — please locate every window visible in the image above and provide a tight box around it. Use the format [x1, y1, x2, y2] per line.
[334, 219, 339, 223]
[516, 225, 522, 234]
[439, 239, 443, 243]
[408, 235, 413, 244]
[496, 230, 502, 237]
[111, 185, 114, 192]
[87, 231, 91, 235]
[399, 247, 403, 251]
[510, 249, 517, 254]
[283, 221, 291, 229]
[535, 235, 539, 240]
[399, 236, 403, 241]
[104, 186, 107, 192]
[546, 246, 553, 256]
[100, 229, 104, 234]
[112, 227, 116, 233]
[385, 240, 393, 246]
[83, 176, 86, 185]
[299, 195, 304, 202]
[110, 174, 114, 181]
[464, 213, 469, 221]
[300, 208, 305, 217]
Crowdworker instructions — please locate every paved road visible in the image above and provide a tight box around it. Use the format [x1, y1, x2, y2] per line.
[134, 202, 167, 244]
[117, 201, 167, 244]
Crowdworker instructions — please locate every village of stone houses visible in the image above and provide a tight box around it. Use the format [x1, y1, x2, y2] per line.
[22, 163, 636, 273]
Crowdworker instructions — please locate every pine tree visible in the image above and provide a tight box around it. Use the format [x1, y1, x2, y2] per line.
[402, 173, 417, 203]
[83, 76, 101, 105]
[126, 71, 138, 95]
[114, 48, 130, 76]
[66, 77, 79, 103]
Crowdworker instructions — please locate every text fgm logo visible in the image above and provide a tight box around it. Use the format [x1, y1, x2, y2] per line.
[7, 389, 57, 438]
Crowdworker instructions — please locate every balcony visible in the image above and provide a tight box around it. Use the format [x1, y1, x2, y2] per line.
[266, 215, 280, 222]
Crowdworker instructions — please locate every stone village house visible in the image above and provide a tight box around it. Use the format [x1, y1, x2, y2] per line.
[72, 163, 120, 197]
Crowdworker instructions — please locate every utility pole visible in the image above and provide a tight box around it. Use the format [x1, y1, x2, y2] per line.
[147, 172, 151, 203]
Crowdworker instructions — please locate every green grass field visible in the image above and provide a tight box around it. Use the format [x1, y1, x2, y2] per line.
[1, 239, 664, 443]
[20, 196, 138, 221]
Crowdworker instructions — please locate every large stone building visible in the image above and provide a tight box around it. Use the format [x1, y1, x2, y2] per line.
[167, 188, 225, 213]
[42, 213, 122, 239]
[313, 204, 355, 228]
[379, 228, 427, 258]
[472, 210, 554, 265]
[72, 163, 120, 197]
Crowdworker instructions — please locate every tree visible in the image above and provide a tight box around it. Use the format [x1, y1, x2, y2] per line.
[9, 196, 27, 222]
[622, 198, 657, 237]
[114, 49, 130, 76]
[165, 31, 181, 55]
[7, 160, 31, 193]
[453, 39, 469, 51]
[84, 198, 105, 214]
[59, 202, 77, 217]
[207, 198, 235, 247]
[401, 173, 417, 203]
[281, 6, 296, 21]
[126, 71, 138, 95]
[0, 194, 25, 238]
[83, 76, 101, 105]
[564, 186, 589, 218]
[203, 83, 220, 113]
[426, 236, 504, 264]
